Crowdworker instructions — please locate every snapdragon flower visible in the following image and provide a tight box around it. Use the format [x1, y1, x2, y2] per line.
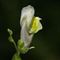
[20, 5, 43, 48]
[7, 5, 43, 60]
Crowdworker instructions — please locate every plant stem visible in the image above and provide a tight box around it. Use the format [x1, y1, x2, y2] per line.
[12, 40, 20, 55]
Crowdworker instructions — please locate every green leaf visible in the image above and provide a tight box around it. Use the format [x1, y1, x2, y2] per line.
[12, 53, 21, 60]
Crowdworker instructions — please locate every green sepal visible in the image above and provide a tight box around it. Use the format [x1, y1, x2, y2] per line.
[19, 47, 29, 54]
[12, 53, 21, 60]
[17, 39, 35, 54]
[19, 46, 35, 54]
[17, 39, 29, 54]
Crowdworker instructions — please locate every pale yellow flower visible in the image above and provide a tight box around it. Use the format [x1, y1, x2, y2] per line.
[20, 5, 43, 48]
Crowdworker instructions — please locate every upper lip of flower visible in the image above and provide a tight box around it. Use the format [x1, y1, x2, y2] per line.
[20, 5, 35, 29]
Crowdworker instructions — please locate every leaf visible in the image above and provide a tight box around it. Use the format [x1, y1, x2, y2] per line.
[12, 53, 21, 60]
[17, 39, 24, 48]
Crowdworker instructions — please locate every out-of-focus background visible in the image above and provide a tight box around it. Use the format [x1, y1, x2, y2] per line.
[0, 0, 60, 60]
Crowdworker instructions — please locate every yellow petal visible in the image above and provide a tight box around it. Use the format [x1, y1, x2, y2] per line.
[29, 17, 43, 33]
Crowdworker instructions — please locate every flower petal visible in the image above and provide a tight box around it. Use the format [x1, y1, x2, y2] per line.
[29, 17, 43, 33]
[20, 5, 35, 28]
[21, 22, 33, 47]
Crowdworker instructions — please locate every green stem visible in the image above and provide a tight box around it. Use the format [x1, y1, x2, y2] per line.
[12, 40, 20, 55]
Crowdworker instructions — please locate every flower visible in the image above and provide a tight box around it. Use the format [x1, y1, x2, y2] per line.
[7, 5, 43, 55]
[20, 5, 43, 48]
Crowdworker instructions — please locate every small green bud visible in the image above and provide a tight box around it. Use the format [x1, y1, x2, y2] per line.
[7, 28, 14, 42]
[7, 28, 13, 35]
